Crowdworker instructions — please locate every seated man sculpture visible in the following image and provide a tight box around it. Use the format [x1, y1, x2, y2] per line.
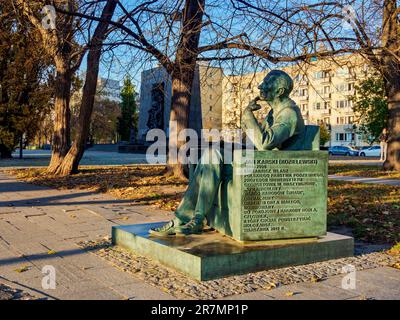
[150, 70, 306, 237]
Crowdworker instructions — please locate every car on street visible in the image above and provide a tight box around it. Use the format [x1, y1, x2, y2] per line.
[358, 145, 381, 157]
[328, 146, 359, 156]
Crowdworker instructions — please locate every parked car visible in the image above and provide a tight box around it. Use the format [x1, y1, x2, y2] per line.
[359, 146, 381, 157]
[328, 146, 359, 156]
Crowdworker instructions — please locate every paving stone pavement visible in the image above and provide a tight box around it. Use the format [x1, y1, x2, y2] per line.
[223, 267, 400, 300]
[0, 172, 174, 300]
[0, 171, 399, 300]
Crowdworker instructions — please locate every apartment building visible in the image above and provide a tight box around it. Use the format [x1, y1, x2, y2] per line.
[221, 54, 372, 147]
[139, 54, 372, 147]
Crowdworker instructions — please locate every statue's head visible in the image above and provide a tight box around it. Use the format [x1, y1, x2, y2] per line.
[258, 70, 293, 102]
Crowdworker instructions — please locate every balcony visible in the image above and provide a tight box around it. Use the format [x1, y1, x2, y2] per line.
[345, 89, 356, 96]
[298, 79, 309, 86]
[343, 124, 355, 131]
[346, 74, 357, 81]
[321, 109, 331, 116]
[321, 93, 332, 99]
[320, 77, 332, 84]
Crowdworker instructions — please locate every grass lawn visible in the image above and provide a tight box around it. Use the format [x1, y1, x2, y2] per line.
[5, 165, 400, 245]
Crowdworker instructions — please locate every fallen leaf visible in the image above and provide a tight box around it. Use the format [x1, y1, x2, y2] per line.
[47, 250, 57, 255]
[391, 263, 400, 270]
[285, 291, 295, 297]
[15, 266, 30, 273]
[265, 282, 277, 290]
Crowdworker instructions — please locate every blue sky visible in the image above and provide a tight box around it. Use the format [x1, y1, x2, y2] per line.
[77, 0, 377, 91]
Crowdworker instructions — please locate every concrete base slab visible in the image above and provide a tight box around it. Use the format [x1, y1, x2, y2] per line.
[112, 223, 354, 281]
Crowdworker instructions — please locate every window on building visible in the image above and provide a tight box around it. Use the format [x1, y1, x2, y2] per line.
[324, 102, 330, 109]
[336, 68, 347, 77]
[336, 133, 345, 141]
[314, 71, 329, 79]
[209, 106, 213, 112]
[323, 86, 330, 94]
[336, 100, 353, 108]
[300, 88, 308, 96]
[337, 117, 345, 124]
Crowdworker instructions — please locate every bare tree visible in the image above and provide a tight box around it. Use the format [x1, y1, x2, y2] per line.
[63, 0, 276, 179]
[15, 0, 118, 175]
[229, 0, 400, 170]
[15, 0, 81, 173]
[51, 0, 118, 175]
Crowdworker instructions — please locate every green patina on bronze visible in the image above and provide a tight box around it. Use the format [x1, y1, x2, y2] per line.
[113, 223, 353, 281]
[112, 70, 352, 281]
[149, 69, 328, 241]
[209, 150, 328, 241]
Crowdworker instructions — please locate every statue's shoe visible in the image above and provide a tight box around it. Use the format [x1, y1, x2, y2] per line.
[149, 220, 177, 237]
[175, 216, 205, 235]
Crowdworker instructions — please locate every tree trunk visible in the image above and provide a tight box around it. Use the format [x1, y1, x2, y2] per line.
[0, 145, 12, 159]
[52, 0, 118, 176]
[381, 0, 400, 170]
[167, 74, 194, 180]
[166, 0, 205, 180]
[383, 78, 400, 171]
[47, 59, 72, 174]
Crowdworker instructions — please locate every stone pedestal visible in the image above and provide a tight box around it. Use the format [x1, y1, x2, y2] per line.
[112, 223, 354, 281]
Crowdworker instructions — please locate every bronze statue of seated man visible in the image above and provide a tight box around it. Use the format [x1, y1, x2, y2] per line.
[150, 70, 306, 237]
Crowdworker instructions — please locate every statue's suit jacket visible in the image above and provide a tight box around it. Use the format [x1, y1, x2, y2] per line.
[241, 99, 306, 151]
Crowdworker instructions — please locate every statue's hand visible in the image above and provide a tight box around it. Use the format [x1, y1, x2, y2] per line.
[246, 96, 262, 112]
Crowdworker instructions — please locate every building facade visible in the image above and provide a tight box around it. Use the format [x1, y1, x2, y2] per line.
[221, 54, 372, 147]
[138, 64, 223, 143]
[96, 78, 122, 102]
[139, 54, 373, 147]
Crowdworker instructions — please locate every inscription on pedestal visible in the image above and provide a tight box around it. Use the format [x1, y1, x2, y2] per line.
[238, 151, 328, 241]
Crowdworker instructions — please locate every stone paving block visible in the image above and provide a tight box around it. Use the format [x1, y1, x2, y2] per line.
[289, 281, 360, 300]
[52, 263, 95, 286]
[83, 205, 121, 220]
[35, 238, 77, 252]
[81, 230, 111, 240]
[359, 266, 400, 280]
[320, 268, 400, 300]
[110, 282, 175, 300]
[260, 284, 327, 300]
[0, 262, 42, 283]
[44, 209, 92, 226]
[222, 291, 275, 300]
[0, 248, 29, 267]
[84, 266, 145, 287]
[64, 252, 114, 271]
[355, 268, 400, 292]
[60, 287, 124, 300]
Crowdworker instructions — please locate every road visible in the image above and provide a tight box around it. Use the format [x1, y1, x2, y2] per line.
[0, 148, 383, 168]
